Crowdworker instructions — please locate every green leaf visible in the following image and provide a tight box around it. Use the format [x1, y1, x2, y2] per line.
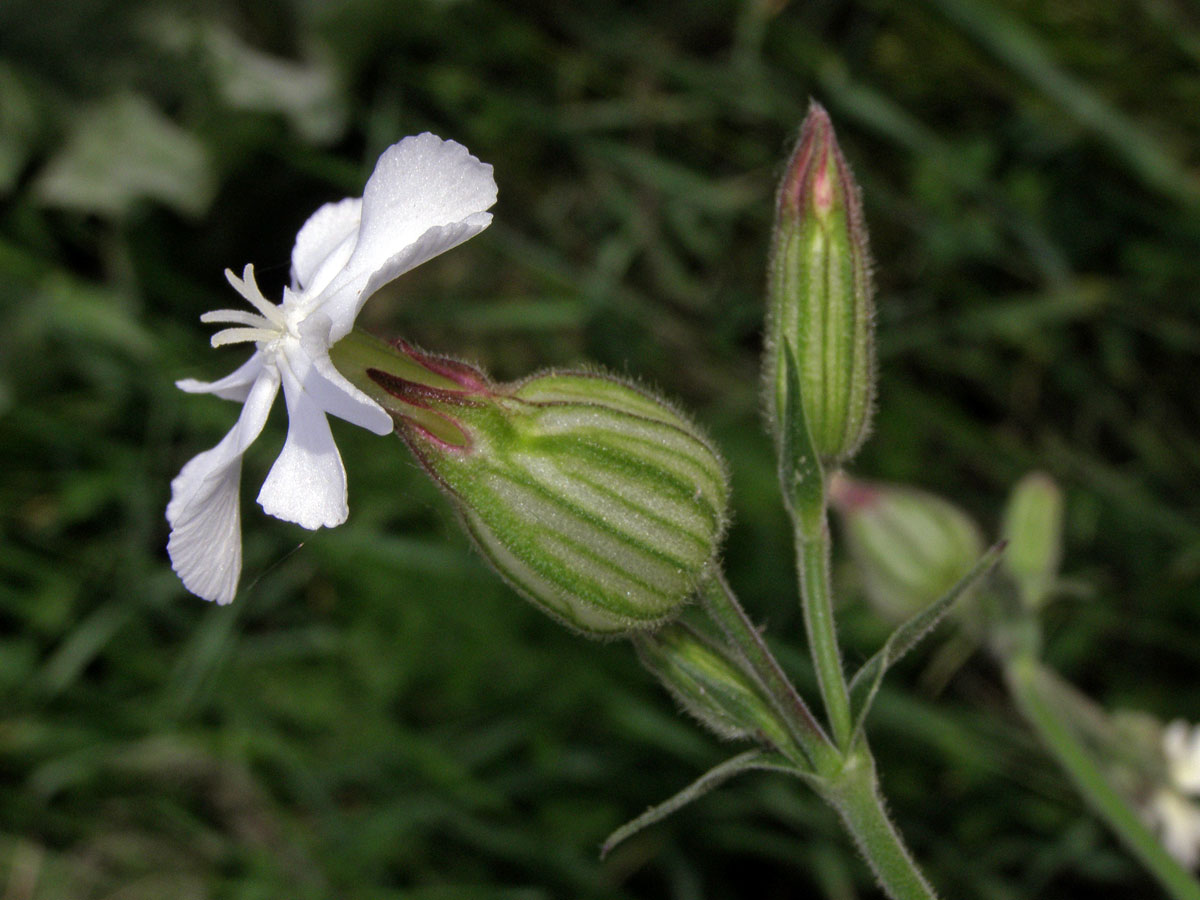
[779, 342, 825, 536]
[600, 749, 800, 858]
[34, 93, 213, 218]
[202, 24, 347, 143]
[847, 541, 1006, 739]
[0, 62, 45, 196]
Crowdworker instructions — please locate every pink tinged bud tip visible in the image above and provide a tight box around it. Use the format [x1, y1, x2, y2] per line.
[781, 102, 842, 219]
[812, 160, 834, 217]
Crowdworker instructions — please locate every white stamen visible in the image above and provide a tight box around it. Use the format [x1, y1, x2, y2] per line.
[211, 327, 280, 348]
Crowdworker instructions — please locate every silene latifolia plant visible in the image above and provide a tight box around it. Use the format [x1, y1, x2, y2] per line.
[169, 111, 1196, 898]
[168, 116, 990, 900]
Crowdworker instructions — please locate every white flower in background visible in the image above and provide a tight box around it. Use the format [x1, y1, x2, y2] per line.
[1144, 720, 1200, 868]
[168, 133, 497, 604]
[1147, 788, 1200, 869]
[1165, 720, 1200, 794]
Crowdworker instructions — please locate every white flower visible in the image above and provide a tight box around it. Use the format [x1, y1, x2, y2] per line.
[1165, 720, 1200, 794]
[1142, 720, 1200, 868]
[1146, 788, 1200, 869]
[167, 133, 497, 604]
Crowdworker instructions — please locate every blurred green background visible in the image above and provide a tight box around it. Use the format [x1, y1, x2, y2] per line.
[2, 0, 1199, 896]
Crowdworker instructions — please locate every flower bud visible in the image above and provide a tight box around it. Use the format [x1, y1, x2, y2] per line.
[765, 101, 875, 466]
[337, 335, 730, 636]
[1001, 472, 1064, 610]
[635, 623, 793, 750]
[829, 474, 984, 622]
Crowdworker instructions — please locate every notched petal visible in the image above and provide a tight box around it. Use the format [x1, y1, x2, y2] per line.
[167, 449, 245, 605]
[257, 366, 349, 530]
[166, 369, 280, 603]
[312, 133, 497, 339]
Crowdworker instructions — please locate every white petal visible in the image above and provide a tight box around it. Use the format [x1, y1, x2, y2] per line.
[167, 456, 244, 605]
[318, 215, 492, 344]
[295, 314, 392, 435]
[1166, 720, 1200, 794]
[167, 369, 280, 603]
[257, 363, 348, 530]
[168, 367, 279, 525]
[313, 134, 497, 337]
[1152, 790, 1200, 868]
[1167, 721, 1190, 761]
[290, 196, 361, 295]
[1187, 727, 1200, 794]
[357, 135, 496, 265]
[334, 214, 491, 340]
[176, 353, 265, 402]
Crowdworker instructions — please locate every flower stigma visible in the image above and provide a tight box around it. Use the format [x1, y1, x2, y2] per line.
[201, 265, 297, 349]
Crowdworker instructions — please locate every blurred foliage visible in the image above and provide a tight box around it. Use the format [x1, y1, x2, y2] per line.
[1, 0, 1198, 896]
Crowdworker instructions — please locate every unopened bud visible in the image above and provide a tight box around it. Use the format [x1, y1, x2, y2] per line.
[1001, 472, 1064, 610]
[336, 334, 730, 636]
[765, 101, 875, 465]
[830, 474, 984, 622]
[635, 623, 793, 750]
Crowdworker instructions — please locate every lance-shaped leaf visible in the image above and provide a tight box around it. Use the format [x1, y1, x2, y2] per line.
[779, 342, 826, 536]
[847, 542, 1006, 739]
[600, 749, 801, 859]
